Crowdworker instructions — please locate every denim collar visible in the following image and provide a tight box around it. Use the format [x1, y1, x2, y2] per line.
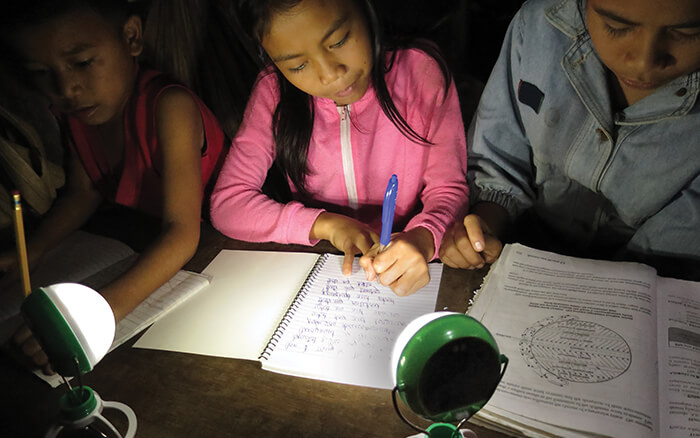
[545, 0, 699, 126]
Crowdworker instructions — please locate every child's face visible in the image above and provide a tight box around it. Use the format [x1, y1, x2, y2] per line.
[586, 0, 700, 106]
[261, 0, 373, 106]
[10, 9, 142, 126]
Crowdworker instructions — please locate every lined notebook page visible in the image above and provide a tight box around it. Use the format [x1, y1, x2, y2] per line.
[261, 255, 442, 389]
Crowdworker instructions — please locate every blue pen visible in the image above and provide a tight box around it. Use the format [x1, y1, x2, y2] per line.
[379, 174, 398, 252]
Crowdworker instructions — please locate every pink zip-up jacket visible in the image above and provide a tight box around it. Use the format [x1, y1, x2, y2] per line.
[210, 48, 468, 256]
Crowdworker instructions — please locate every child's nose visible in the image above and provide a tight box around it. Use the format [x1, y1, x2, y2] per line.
[53, 71, 82, 100]
[627, 33, 674, 72]
[317, 57, 345, 86]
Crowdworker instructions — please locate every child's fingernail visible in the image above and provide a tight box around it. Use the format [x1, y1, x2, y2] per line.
[474, 241, 484, 251]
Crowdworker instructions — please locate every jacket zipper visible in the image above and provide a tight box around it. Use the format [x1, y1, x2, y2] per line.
[338, 105, 359, 210]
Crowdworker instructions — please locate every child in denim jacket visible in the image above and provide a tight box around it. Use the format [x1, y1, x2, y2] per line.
[440, 0, 700, 279]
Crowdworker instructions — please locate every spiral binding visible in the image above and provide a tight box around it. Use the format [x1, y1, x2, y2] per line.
[258, 254, 329, 360]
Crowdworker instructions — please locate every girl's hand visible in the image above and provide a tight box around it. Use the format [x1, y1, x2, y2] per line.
[439, 214, 503, 269]
[359, 227, 433, 297]
[11, 323, 54, 375]
[310, 212, 379, 274]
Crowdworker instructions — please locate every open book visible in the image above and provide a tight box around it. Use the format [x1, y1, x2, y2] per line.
[0, 231, 211, 387]
[467, 243, 700, 438]
[134, 250, 442, 389]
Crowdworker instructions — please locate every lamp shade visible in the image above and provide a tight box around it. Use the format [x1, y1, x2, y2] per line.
[392, 312, 507, 423]
[21, 283, 115, 376]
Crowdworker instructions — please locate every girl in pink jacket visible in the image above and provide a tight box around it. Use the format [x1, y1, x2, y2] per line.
[211, 0, 469, 296]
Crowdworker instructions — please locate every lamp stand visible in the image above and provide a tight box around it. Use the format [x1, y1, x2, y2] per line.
[44, 386, 137, 438]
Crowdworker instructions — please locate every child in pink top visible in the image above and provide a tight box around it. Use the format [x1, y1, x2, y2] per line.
[211, 0, 469, 296]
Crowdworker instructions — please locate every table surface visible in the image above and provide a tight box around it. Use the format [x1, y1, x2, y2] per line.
[1, 222, 510, 438]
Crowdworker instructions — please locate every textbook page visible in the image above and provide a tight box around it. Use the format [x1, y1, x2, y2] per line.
[30, 230, 137, 290]
[134, 250, 321, 360]
[470, 244, 660, 438]
[0, 230, 136, 322]
[260, 255, 441, 389]
[657, 277, 700, 438]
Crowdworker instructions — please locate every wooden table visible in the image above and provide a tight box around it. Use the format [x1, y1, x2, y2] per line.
[1, 222, 508, 438]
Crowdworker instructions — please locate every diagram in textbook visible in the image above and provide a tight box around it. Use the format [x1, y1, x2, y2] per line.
[519, 315, 632, 387]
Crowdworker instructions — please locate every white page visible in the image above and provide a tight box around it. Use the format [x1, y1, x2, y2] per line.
[657, 276, 700, 438]
[134, 250, 320, 360]
[475, 405, 609, 438]
[111, 270, 211, 349]
[261, 255, 442, 389]
[471, 244, 660, 438]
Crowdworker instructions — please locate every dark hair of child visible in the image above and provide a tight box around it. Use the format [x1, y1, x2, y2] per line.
[0, 0, 139, 92]
[140, 0, 260, 141]
[235, 0, 453, 195]
[0, 0, 131, 35]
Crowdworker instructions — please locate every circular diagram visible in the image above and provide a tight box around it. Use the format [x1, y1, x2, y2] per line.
[520, 315, 631, 386]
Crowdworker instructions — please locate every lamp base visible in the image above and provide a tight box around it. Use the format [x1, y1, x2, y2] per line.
[407, 423, 478, 438]
[45, 386, 137, 438]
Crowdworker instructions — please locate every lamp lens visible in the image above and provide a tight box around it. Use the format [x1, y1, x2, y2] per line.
[418, 336, 501, 417]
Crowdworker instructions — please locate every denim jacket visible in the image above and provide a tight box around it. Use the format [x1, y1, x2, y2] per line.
[469, 0, 700, 273]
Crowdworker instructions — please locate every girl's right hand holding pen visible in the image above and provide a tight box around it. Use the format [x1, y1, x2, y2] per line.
[359, 227, 433, 297]
[310, 212, 379, 275]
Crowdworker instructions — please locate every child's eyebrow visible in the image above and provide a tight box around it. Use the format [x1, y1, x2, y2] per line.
[593, 8, 638, 26]
[271, 15, 349, 63]
[321, 15, 348, 43]
[671, 19, 700, 29]
[595, 7, 700, 29]
[61, 43, 94, 56]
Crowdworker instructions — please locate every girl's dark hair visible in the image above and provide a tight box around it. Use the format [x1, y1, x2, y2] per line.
[235, 0, 452, 196]
[0, 0, 132, 35]
[141, 1, 260, 141]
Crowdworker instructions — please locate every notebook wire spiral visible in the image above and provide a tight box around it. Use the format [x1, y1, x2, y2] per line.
[258, 254, 329, 360]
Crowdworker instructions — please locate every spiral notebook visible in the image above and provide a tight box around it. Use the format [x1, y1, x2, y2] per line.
[134, 250, 442, 389]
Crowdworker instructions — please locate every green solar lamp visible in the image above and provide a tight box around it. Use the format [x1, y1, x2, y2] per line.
[20, 283, 137, 438]
[391, 312, 508, 438]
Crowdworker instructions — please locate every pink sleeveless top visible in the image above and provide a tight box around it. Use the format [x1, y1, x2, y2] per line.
[64, 69, 227, 218]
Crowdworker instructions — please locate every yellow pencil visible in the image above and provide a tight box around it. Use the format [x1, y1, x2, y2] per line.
[11, 191, 31, 297]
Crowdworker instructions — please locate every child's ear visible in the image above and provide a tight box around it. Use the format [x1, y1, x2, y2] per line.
[123, 15, 144, 57]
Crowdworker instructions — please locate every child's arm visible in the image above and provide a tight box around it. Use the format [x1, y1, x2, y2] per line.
[99, 88, 203, 321]
[441, 8, 540, 272]
[210, 72, 327, 246]
[8, 88, 203, 374]
[361, 51, 470, 296]
[623, 177, 700, 278]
